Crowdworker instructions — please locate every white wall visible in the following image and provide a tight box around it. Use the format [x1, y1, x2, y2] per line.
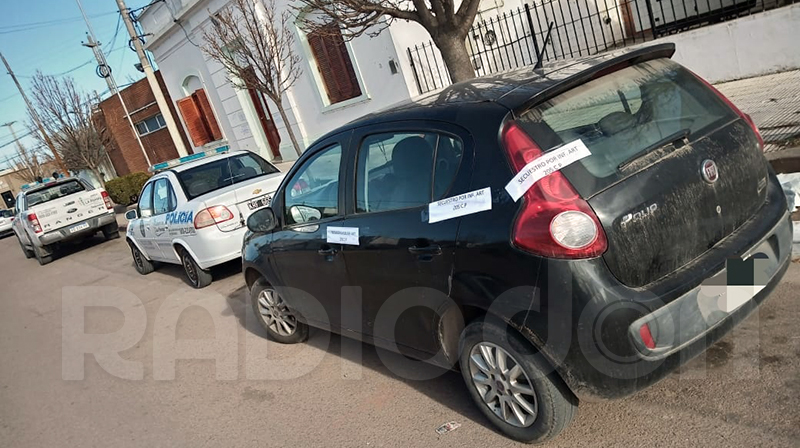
[655, 4, 800, 83]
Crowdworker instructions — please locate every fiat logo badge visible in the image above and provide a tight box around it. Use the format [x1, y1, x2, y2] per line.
[701, 159, 719, 183]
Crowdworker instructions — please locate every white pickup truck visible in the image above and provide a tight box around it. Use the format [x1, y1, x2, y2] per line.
[12, 177, 119, 265]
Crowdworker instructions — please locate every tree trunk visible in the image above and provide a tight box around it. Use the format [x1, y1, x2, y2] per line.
[434, 33, 476, 84]
[90, 167, 105, 188]
[274, 99, 303, 157]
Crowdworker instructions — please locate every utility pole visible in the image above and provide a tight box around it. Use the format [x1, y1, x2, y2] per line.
[76, 0, 151, 166]
[0, 52, 68, 176]
[116, 0, 189, 157]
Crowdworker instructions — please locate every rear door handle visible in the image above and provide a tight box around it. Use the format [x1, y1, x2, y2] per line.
[408, 244, 442, 255]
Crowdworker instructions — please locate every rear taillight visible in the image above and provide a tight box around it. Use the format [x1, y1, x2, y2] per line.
[692, 72, 765, 151]
[101, 191, 113, 210]
[639, 323, 656, 350]
[194, 205, 234, 229]
[28, 213, 42, 234]
[502, 121, 607, 258]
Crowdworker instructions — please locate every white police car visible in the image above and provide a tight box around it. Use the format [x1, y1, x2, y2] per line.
[125, 147, 285, 288]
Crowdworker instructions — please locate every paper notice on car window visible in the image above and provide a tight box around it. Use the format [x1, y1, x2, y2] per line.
[326, 226, 359, 245]
[504, 139, 591, 202]
[428, 187, 492, 224]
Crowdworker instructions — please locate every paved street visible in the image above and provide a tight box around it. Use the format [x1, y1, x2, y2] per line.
[0, 232, 798, 447]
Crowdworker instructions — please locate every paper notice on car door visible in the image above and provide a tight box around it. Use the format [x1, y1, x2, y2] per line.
[428, 187, 492, 224]
[504, 139, 591, 202]
[326, 226, 359, 245]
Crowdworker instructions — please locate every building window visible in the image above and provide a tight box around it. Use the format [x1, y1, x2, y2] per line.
[176, 88, 223, 147]
[135, 114, 167, 136]
[306, 24, 362, 105]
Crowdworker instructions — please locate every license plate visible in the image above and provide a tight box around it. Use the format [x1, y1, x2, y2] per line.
[247, 194, 272, 210]
[69, 222, 90, 234]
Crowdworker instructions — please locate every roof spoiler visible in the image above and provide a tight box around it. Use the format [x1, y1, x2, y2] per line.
[512, 43, 677, 113]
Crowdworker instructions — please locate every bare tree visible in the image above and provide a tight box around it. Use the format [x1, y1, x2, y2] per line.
[295, 0, 481, 83]
[28, 72, 110, 187]
[14, 146, 51, 184]
[202, 0, 303, 156]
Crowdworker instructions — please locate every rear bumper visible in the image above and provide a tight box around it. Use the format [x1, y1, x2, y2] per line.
[0, 222, 12, 235]
[37, 212, 117, 246]
[520, 180, 793, 401]
[182, 226, 246, 270]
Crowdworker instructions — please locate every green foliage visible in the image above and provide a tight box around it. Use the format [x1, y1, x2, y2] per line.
[105, 172, 151, 206]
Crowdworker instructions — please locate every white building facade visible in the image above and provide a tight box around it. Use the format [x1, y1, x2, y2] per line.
[138, 0, 450, 162]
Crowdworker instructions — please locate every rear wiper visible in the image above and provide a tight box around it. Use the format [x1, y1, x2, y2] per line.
[618, 128, 690, 170]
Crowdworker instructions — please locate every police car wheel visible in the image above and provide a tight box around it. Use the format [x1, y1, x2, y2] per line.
[181, 249, 212, 289]
[250, 278, 308, 344]
[129, 242, 155, 275]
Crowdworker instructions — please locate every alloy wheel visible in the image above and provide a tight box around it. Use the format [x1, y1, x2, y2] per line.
[257, 289, 297, 336]
[469, 342, 538, 428]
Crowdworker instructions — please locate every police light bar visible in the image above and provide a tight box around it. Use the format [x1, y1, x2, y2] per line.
[21, 174, 67, 191]
[148, 146, 230, 173]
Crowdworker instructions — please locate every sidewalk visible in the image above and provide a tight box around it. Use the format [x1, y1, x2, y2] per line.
[715, 70, 800, 155]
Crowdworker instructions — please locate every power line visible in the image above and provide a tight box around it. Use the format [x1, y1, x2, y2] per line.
[0, 11, 117, 35]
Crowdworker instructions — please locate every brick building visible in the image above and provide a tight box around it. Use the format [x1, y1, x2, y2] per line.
[96, 71, 191, 175]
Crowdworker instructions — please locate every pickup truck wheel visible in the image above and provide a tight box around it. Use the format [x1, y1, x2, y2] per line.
[129, 242, 155, 275]
[250, 278, 308, 344]
[102, 223, 120, 240]
[459, 320, 577, 444]
[181, 249, 212, 289]
[18, 237, 34, 259]
[33, 244, 53, 266]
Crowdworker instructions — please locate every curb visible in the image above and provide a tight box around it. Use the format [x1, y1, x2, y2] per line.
[766, 146, 800, 174]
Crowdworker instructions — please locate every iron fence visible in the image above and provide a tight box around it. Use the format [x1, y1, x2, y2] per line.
[407, 0, 797, 94]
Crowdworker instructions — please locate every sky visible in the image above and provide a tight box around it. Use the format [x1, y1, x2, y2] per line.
[0, 0, 153, 170]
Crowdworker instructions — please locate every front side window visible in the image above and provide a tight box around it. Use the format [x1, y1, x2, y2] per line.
[356, 132, 463, 213]
[177, 152, 279, 200]
[284, 144, 342, 225]
[138, 182, 155, 218]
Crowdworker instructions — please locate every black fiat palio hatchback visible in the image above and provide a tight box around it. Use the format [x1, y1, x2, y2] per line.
[241, 43, 792, 443]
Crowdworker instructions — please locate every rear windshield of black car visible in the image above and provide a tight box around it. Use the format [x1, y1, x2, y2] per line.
[177, 152, 279, 200]
[0, 209, 12, 218]
[517, 58, 737, 196]
[25, 180, 86, 207]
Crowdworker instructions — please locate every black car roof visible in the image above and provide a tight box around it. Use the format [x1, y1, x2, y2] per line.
[315, 43, 676, 142]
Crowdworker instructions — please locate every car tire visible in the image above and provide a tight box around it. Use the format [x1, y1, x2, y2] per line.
[129, 241, 155, 275]
[180, 248, 212, 289]
[18, 236, 34, 259]
[251, 278, 309, 344]
[33, 244, 53, 266]
[459, 319, 577, 444]
[102, 223, 120, 240]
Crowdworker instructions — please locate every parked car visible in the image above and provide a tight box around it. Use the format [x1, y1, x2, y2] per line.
[0, 209, 14, 237]
[125, 148, 285, 288]
[240, 43, 792, 443]
[13, 177, 119, 265]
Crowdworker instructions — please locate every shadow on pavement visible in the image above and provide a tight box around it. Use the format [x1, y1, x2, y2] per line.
[223, 284, 496, 433]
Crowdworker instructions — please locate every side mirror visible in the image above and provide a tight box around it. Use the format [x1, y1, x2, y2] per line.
[125, 209, 139, 220]
[289, 205, 321, 223]
[247, 207, 277, 233]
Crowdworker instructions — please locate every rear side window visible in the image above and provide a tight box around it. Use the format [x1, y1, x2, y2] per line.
[177, 152, 279, 200]
[355, 132, 463, 213]
[517, 58, 736, 195]
[25, 180, 86, 207]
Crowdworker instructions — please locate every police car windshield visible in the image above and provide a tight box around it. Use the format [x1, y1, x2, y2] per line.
[26, 180, 86, 207]
[177, 152, 279, 200]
